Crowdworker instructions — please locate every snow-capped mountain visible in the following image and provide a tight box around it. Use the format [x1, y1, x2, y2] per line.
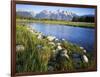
[35, 10, 77, 21]
[16, 10, 78, 21]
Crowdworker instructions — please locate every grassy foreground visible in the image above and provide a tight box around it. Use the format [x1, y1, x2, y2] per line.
[16, 25, 95, 73]
[16, 18, 95, 28]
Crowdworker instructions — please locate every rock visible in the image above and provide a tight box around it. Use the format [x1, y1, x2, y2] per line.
[80, 46, 84, 50]
[30, 29, 34, 33]
[64, 54, 69, 59]
[47, 36, 56, 41]
[60, 54, 69, 59]
[60, 49, 67, 54]
[55, 49, 70, 65]
[83, 49, 87, 53]
[57, 45, 63, 50]
[48, 42, 55, 46]
[62, 39, 65, 41]
[37, 34, 43, 39]
[27, 27, 35, 33]
[56, 49, 69, 59]
[61, 50, 69, 59]
[57, 43, 61, 46]
[83, 55, 88, 63]
[55, 38, 59, 42]
[16, 45, 25, 52]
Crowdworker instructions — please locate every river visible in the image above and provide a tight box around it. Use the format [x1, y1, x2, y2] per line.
[29, 23, 95, 52]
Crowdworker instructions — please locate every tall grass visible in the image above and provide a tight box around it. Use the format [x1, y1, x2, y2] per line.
[16, 25, 95, 73]
[16, 25, 53, 73]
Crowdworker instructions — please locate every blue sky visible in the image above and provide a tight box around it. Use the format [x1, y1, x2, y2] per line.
[16, 4, 95, 16]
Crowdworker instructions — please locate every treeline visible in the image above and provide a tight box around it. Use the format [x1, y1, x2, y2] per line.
[16, 16, 66, 21]
[16, 15, 95, 23]
[72, 15, 94, 22]
[16, 15, 33, 20]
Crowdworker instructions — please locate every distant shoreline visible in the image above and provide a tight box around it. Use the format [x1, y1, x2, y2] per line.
[16, 18, 95, 28]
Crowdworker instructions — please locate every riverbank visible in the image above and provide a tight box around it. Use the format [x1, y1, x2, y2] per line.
[16, 18, 95, 28]
[16, 24, 95, 73]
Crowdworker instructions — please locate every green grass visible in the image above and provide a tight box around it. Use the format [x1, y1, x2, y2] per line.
[16, 25, 53, 72]
[16, 18, 95, 28]
[16, 25, 95, 73]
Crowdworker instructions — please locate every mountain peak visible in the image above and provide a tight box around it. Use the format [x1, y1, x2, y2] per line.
[16, 10, 78, 21]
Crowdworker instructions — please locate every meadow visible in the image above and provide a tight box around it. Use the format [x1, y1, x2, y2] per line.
[16, 18, 95, 28]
